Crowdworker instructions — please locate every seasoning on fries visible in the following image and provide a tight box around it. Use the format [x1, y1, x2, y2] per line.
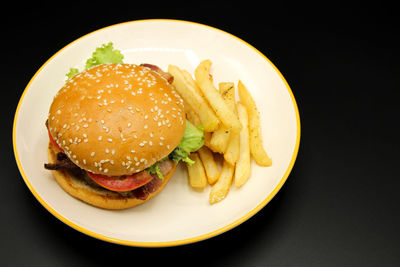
[168, 59, 272, 204]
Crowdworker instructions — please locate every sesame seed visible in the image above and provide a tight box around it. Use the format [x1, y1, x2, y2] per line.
[108, 138, 112, 142]
[91, 152, 95, 157]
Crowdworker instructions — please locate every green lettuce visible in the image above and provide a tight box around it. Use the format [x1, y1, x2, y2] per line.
[66, 42, 124, 80]
[146, 161, 164, 179]
[169, 120, 205, 165]
[66, 68, 79, 80]
[146, 120, 205, 179]
[85, 42, 124, 69]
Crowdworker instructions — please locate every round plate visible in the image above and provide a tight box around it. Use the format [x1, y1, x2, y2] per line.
[13, 19, 300, 247]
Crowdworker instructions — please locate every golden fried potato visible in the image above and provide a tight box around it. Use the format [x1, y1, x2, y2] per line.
[238, 81, 272, 166]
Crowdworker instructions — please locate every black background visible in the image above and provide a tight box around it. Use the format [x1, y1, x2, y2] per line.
[2, 2, 399, 266]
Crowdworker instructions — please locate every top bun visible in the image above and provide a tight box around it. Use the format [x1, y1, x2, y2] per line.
[48, 63, 185, 176]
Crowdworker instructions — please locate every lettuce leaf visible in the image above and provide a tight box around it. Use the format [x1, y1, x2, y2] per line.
[146, 121, 204, 179]
[66, 68, 79, 80]
[146, 162, 164, 179]
[169, 120, 205, 165]
[85, 42, 124, 69]
[66, 42, 124, 80]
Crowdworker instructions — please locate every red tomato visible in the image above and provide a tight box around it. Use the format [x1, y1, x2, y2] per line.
[47, 127, 63, 152]
[87, 171, 153, 192]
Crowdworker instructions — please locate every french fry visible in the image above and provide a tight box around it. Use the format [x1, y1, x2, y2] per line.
[224, 128, 240, 166]
[217, 82, 239, 165]
[176, 61, 271, 203]
[181, 69, 204, 96]
[208, 82, 236, 153]
[197, 146, 220, 185]
[238, 81, 272, 166]
[168, 64, 220, 132]
[194, 60, 241, 133]
[234, 103, 251, 188]
[187, 153, 207, 189]
[204, 132, 213, 149]
[208, 128, 230, 153]
[209, 160, 235, 204]
[219, 82, 235, 111]
[185, 105, 202, 126]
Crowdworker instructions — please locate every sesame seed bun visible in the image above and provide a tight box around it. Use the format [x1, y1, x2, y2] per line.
[47, 63, 186, 176]
[47, 142, 177, 210]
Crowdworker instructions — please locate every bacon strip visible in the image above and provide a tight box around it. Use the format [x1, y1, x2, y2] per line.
[140, 63, 174, 84]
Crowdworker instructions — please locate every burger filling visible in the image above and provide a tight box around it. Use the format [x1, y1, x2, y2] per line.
[44, 119, 204, 200]
[45, 150, 175, 200]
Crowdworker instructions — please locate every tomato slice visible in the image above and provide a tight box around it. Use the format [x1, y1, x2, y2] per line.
[47, 127, 64, 152]
[87, 171, 153, 192]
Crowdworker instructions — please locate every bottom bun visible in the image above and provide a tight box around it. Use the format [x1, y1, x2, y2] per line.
[47, 142, 177, 210]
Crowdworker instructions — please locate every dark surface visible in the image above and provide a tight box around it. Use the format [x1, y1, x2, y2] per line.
[2, 3, 399, 266]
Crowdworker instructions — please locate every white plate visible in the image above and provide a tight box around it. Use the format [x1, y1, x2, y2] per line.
[13, 19, 300, 247]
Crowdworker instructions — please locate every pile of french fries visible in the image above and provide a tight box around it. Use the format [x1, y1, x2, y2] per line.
[168, 60, 272, 204]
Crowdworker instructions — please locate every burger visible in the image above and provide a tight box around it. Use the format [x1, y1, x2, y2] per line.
[44, 62, 204, 209]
